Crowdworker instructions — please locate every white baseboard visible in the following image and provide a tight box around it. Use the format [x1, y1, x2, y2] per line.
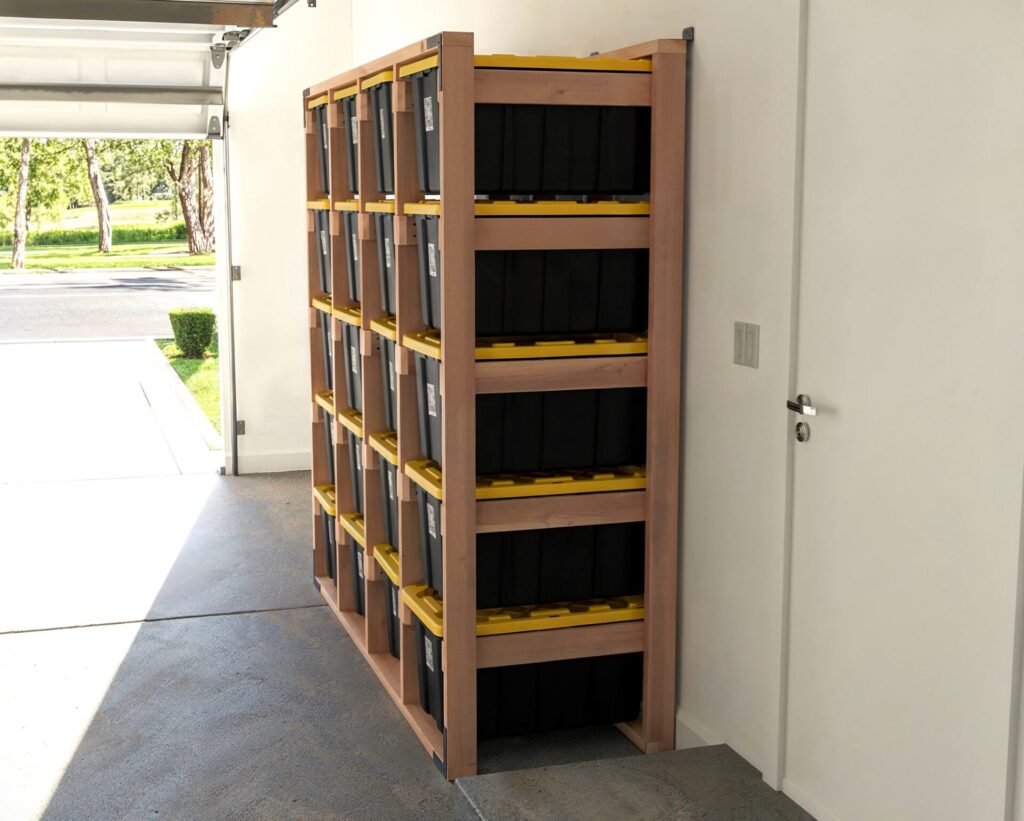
[782, 778, 841, 821]
[675, 707, 724, 750]
[237, 449, 310, 474]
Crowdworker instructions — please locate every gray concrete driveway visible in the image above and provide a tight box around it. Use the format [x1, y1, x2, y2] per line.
[0, 266, 221, 482]
[0, 267, 215, 341]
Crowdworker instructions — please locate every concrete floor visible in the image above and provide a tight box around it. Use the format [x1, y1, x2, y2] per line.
[1, 470, 808, 819]
[456, 746, 814, 821]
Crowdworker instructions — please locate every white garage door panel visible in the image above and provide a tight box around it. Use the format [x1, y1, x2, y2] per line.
[106, 56, 209, 86]
[0, 56, 81, 81]
[0, 101, 213, 138]
[0, 19, 225, 137]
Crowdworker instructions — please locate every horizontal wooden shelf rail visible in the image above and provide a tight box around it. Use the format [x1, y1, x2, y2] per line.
[475, 355, 647, 394]
[476, 620, 645, 669]
[475, 216, 650, 250]
[476, 490, 646, 532]
[474, 68, 651, 107]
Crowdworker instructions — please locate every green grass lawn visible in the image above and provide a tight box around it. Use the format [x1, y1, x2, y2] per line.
[41, 199, 172, 230]
[0, 241, 213, 270]
[156, 338, 221, 434]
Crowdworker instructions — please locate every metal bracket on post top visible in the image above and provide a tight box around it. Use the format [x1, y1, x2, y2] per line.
[211, 42, 226, 69]
[207, 115, 222, 139]
[426, 33, 442, 91]
[231, 265, 242, 281]
[236, 420, 246, 436]
[682, 27, 695, 40]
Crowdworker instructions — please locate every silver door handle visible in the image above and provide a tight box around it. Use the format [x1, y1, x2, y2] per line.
[786, 394, 817, 416]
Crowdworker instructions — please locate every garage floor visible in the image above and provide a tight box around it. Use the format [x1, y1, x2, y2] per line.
[0, 470, 808, 819]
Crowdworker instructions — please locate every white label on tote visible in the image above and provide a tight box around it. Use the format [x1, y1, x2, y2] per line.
[426, 382, 437, 418]
[387, 469, 395, 500]
[350, 345, 359, 374]
[357, 550, 364, 578]
[379, 107, 386, 140]
[321, 121, 328, 150]
[424, 635, 435, 671]
[389, 361, 395, 392]
[391, 588, 398, 617]
[351, 233, 359, 261]
[354, 444, 361, 470]
[424, 96, 435, 132]
[319, 228, 328, 257]
[384, 242, 392, 269]
[426, 502, 437, 539]
[350, 115, 358, 144]
[427, 242, 437, 278]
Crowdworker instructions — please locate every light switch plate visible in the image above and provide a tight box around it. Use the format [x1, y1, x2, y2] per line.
[734, 322, 759, 368]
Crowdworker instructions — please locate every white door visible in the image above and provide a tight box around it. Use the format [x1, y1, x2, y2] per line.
[782, 3, 1024, 820]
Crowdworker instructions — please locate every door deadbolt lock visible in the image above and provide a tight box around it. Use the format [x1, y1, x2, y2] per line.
[795, 421, 810, 443]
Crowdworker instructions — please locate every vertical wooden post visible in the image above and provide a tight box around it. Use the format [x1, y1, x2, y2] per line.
[642, 45, 687, 753]
[438, 31, 477, 780]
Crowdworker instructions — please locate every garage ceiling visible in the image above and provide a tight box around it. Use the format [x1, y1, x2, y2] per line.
[0, 1, 282, 137]
[0, 1, 276, 28]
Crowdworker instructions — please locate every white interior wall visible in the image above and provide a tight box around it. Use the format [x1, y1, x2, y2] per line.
[225, 2, 352, 472]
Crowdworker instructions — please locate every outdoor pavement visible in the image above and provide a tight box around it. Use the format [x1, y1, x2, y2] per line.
[0, 266, 215, 341]
[0, 338, 219, 483]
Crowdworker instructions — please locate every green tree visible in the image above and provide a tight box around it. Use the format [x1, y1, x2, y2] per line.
[100, 139, 170, 202]
[0, 138, 88, 267]
[82, 139, 112, 253]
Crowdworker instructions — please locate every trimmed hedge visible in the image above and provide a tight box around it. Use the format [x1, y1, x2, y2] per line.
[0, 222, 187, 247]
[170, 307, 217, 359]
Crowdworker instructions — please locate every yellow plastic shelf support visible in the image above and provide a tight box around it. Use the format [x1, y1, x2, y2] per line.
[401, 584, 645, 639]
[475, 53, 652, 73]
[333, 83, 358, 101]
[339, 511, 366, 546]
[307, 198, 331, 211]
[306, 94, 329, 109]
[313, 484, 337, 517]
[475, 466, 646, 500]
[401, 584, 445, 637]
[314, 390, 335, 415]
[402, 330, 441, 361]
[336, 407, 363, 438]
[475, 332, 647, 360]
[370, 316, 397, 342]
[361, 69, 394, 91]
[311, 293, 332, 314]
[404, 200, 650, 218]
[405, 459, 443, 501]
[333, 304, 362, 327]
[403, 201, 441, 217]
[404, 462, 646, 502]
[333, 199, 359, 212]
[365, 200, 396, 214]
[368, 431, 398, 466]
[373, 544, 401, 587]
[398, 53, 652, 78]
[474, 200, 649, 217]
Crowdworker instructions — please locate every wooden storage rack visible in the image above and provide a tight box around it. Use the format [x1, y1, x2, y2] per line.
[304, 32, 686, 780]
